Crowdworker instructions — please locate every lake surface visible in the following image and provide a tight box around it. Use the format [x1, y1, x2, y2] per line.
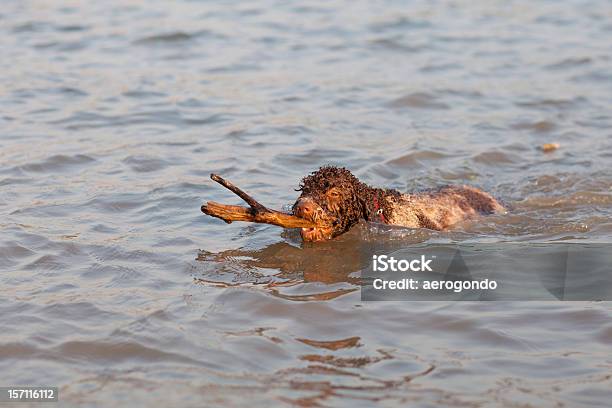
[1, 0, 611, 406]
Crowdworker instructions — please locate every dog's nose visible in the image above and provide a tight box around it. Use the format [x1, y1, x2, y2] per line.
[293, 198, 318, 219]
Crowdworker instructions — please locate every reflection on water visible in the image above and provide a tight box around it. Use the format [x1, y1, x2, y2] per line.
[1, 0, 612, 406]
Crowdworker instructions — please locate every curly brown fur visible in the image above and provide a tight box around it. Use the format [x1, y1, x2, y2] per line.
[292, 166, 504, 241]
[296, 167, 367, 232]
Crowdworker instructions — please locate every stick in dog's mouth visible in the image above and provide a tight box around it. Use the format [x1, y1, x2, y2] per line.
[201, 174, 329, 230]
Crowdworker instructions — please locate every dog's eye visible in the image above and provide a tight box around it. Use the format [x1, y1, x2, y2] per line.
[328, 191, 339, 197]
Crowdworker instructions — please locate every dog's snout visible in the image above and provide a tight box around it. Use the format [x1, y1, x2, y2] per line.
[293, 198, 319, 219]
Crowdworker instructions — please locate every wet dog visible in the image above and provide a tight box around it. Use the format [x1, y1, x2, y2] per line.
[292, 166, 504, 242]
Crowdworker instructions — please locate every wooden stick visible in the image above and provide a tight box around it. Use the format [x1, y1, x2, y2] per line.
[210, 174, 267, 212]
[201, 174, 319, 229]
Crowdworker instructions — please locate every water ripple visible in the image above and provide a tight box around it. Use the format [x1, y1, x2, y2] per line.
[2, 0, 612, 406]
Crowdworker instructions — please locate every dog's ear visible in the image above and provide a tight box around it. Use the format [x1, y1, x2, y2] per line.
[356, 195, 369, 219]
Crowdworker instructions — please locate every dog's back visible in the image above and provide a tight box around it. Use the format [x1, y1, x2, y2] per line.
[386, 185, 504, 230]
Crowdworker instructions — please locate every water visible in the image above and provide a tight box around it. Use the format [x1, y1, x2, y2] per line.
[1, 0, 611, 406]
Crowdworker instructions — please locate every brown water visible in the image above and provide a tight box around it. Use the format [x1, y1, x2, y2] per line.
[1, 1, 612, 406]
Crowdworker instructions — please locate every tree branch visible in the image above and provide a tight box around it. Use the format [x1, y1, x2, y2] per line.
[201, 174, 319, 229]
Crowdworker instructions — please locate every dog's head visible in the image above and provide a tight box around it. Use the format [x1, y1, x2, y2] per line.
[292, 166, 367, 241]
